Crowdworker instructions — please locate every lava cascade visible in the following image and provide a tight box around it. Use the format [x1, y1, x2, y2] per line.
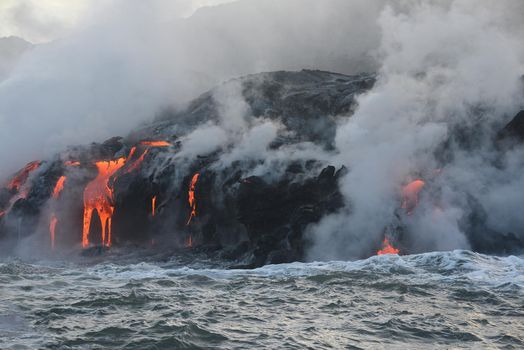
[186, 173, 200, 225]
[401, 179, 425, 214]
[6, 161, 41, 191]
[82, 158, 126, 247]
[151, 196, 157, 217]
[377, 237, 400, 255]
[140, 141, 171, 147]
[52, 176, 67, 199]
[49, 215, 58, 249]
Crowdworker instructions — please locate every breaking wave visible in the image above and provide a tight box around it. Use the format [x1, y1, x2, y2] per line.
[1, 250, 522, 349]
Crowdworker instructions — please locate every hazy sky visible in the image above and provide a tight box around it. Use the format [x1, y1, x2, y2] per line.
[0, 0, 235, 43]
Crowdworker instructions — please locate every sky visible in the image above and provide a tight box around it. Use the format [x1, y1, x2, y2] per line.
[0, 0, 235, 43]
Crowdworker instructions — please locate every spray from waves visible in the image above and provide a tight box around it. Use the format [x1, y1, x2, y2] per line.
[306, 0, 524, 260]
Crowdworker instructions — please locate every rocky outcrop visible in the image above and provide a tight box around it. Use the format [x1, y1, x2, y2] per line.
[0, 70, 372, 266]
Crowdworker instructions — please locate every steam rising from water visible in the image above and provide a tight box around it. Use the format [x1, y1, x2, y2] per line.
[308, 0, 524, 260]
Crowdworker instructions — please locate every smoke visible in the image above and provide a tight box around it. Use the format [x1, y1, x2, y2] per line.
[0, 0, 385, 179]
[307, 0, 524, 260]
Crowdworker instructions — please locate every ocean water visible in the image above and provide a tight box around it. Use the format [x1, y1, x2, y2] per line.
[0, 250, 522, 349]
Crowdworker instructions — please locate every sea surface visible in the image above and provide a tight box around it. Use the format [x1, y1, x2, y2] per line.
[0, 250, 522, 349]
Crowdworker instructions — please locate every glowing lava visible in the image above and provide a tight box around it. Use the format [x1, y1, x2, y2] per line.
[82, 158, 126, 248]
[64, 161, 80, 166]
[52, 176, 67, 199]
[401, 179, 425, 214]
[6, 161, 41, 191]
[140, 141, 171, 147]
[186, 173, 200, 225]
[377, 237, 400, 255]
[151, 196, 157, 217]
[49, 215, 58, 249]
[124, 149, 149, 174]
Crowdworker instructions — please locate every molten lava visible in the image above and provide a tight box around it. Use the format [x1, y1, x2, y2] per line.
[151, 196, 157, 217]
[52, 176, 67, 199]
[6, 161, 41, 191]
[186, 173, 200, 225]
[401, 179, 425, 214]
[140, 141, 171, 147]
[124, 149, 149, 174]
[377, 237, 400, 255]
[49, 215, 58, 249]
[64, 161, 80, 166]
[82, 158, 126, 248]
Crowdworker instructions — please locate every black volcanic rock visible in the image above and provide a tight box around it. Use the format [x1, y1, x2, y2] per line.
[129, 70, 375, 148]
[1, 69, 522, 263]
[0, 70, 370, 264]
[498, 110, 524, 142]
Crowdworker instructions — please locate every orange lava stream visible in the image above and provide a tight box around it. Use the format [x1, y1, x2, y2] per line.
[377, 237, 400, 255]
[6, 161, 41, 191]
[52, 176, 67, 199]
[401, 179, 425, 214]
[82, 158, 126, 248]
[124, 149, 149, 174]
[140, 141, 171, 147]
[186, 173, 200, 225]
[151, 196, 157, 217]
[49, 215, 58, 249]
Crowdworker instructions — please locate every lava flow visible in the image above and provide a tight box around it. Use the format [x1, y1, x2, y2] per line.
[124, 149, 149, 174]
[6, 161, 41, 191]
[140, 141, 171, 147]
[151, 195, 157, 217]
[186, 173, 200, 225]
[377, 237, 400, 255]
[52, 176, 67, 199]
[401, 179, 425, 214]
[82, 158, 126, 248]
[49, 215, 58, 249]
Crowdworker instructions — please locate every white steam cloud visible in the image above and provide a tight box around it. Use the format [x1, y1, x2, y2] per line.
[307, 0, 524, 260]
[0, 0, 384, 178]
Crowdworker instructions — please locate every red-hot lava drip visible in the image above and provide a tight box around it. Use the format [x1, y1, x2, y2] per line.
[50, 175, 67, 248]
[186, 173, 200, 225]
[82, 158, 126, 248]
[49, 215, 58, 249]
[52, 176, 67, 199]
[124, 149, 149, 174]
[151, 196, 157, 217]
[377, 237, 400, 255]
[6, 161, 41, 191]
[140, 141, 171, 147]
[401, 179, 425, 215]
